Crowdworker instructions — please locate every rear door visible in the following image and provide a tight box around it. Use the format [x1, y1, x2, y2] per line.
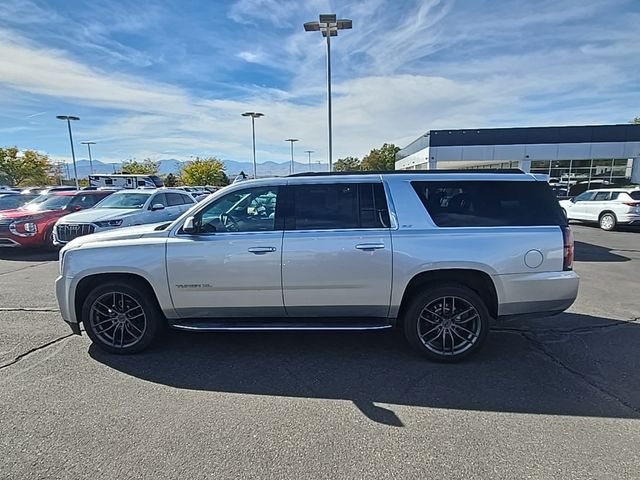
[281, 182, 392, 317]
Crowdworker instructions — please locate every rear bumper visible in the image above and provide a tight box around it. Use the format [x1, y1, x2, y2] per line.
[618, 213, 640, 225]
[496, 270, 579, 317]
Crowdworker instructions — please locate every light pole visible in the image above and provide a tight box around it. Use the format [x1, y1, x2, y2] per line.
[304, 14, 352, 172]
[81, 141, 96, 175]
[304, 150, 314, 172]
[56, 115, 80, 190]
[241, 112, 264, 178]
[285, 139, 299, 175]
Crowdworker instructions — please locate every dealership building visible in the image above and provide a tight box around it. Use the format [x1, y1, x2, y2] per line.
[395, 124, 640, 190]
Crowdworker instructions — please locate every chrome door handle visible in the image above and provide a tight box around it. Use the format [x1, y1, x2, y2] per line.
[248, 246, 276, 254]
[355, 243, 385, 251]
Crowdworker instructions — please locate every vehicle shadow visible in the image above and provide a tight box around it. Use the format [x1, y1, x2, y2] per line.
[574, 240, 630, 262]
[89, 313, 640, 425]
[0, 249, 59, 262]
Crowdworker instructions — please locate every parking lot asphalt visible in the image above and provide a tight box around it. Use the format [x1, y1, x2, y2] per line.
[1, 224, 639, 479]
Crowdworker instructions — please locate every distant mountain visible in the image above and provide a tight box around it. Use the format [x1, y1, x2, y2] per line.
[66, 158, 322, 179]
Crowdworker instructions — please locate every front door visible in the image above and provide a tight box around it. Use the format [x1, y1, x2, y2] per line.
[281, 182, 393, 317]
[167, 185, 284, 318]
[567, 191, 596, 220]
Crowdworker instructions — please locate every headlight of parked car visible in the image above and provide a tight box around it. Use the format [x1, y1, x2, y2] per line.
[9, 221, 38, 237]
[95, 219, 123, 227]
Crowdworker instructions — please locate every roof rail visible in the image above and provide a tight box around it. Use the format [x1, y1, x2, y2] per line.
[288, 169, 525, 177]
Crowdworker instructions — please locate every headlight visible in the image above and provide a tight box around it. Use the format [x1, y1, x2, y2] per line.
[95, 219, 123, 227]
[9, 221, 38, 237]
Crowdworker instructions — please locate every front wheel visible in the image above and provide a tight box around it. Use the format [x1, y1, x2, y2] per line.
[599, 213, 617, 231]
[403, 285, 490, 362]
[82, 281, 164, 354]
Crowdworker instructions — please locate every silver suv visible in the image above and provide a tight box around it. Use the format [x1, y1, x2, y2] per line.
[56, 170, 579, 362]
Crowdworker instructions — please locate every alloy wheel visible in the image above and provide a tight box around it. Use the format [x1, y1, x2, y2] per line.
[89, 291, 147, 349]
[417, 296, 482, 356]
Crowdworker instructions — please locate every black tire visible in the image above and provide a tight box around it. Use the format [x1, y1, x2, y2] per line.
[403, 284, 490, 363]
[599, 212, 617, 231]
[82, 281, 165, 354]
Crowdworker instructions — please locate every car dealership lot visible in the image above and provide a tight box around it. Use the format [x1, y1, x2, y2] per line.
[1, 225, 639, 479]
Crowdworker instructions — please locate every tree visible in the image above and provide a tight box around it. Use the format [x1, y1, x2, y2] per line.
[333, 156, 361, 172]
[632, 117, 640, 125]
[360, 143, 401, 171]
[0, 147, 53, 186]
[121, 158, 159, 175]
[163, 173, 179, 187]
[181, 157, 229, 186]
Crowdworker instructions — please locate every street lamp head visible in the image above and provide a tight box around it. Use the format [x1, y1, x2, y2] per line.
[81, 141, 96, 145]
[304, 150, 314, 154]
[242, 112, 264, 118]
[285, 138, 299, 143]
[304, 21, 321, 31]
[319, 14, 337, 23]
[56, 115, 80, 121]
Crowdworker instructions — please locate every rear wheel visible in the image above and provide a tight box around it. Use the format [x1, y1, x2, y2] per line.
[599, 212, 616, 231]
[82, 281, 164, 354]
[403, 285, 490, 362]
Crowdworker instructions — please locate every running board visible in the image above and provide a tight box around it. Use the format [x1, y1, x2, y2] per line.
[170, 318, 394, 332]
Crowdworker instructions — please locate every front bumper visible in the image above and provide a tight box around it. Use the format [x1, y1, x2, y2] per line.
[56, 275, 81, 334]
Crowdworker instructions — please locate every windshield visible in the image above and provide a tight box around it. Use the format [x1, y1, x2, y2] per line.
[95, 192, 150, 209]
[23, 195, 72, 211]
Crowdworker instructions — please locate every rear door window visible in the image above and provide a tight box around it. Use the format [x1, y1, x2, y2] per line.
[593, 191, 611, 201]
[166, 193, 185, 206]
[412, 181, 566, 227]
[289, 183, 390, 230]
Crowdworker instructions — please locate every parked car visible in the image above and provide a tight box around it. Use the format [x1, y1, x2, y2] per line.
[53, 188, 196, 246]
[559, 188, 640, 230]
[0, 190, 113, 248]
[56, 170, 578, 361]
[0, 193, 40, 212]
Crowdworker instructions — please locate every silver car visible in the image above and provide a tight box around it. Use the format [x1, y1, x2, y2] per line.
[56, 171, 579, 362]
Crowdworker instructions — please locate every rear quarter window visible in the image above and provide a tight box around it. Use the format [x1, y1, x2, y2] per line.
[412, 180, 567, 227]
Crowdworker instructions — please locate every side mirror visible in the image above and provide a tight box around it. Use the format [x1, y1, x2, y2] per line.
[570, 197, 576, 203]
[151, 203, 165, 211]
[182, 216, 197, 234]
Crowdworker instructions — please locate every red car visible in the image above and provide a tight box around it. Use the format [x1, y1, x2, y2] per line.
[0, 190, 113, 248]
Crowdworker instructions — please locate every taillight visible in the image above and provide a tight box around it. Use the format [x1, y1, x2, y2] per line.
[562, 226, 574, 271]
[622, 201, 640, 207]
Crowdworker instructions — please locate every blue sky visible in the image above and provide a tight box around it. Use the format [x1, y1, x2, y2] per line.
[0, 0, 639, 166]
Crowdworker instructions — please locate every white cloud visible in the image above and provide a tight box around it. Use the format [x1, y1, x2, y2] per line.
[1, 0, 639, 166]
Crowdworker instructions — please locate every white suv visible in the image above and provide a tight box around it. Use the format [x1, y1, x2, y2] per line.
[559, 188, 640, 230]
[53, 189, 196, 245]
[56, 171, 579, 362]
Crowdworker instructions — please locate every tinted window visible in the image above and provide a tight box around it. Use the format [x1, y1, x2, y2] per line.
[593, 191, 611, 201]
[610, 192, 620, 200]
[412, 181, 566, 227]
[197, 186, 279, 233]
[151, 193, 168, 207]
[181, 194, 195, 204]
[166, 193, 184, 206]
[629, 191, 640, 200]
[290, 183, 389, 230]
[68, 194, 105, 209]
[573, 191, 595, 202]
